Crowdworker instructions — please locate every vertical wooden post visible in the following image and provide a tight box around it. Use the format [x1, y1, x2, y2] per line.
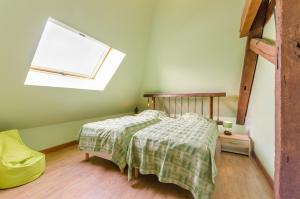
[187, 97, 190, 112]
[134, 168, 139, 179]
[194, 97, 197, 113]
[201, 97, 204, 115]
[163, 97, 165, 112]
[209, 97, 213, 119]
[275, 0, 300, 198]
[85, 153, 89, 161]
[174, 97, 177, 118]
[180, 97, 183, 115]
[168, 97, 171, 116]
[153, 97, 155, 110]
[217, 97, 220, 122]
[236, 0, 269, 124]
[147, 97, 150, 108]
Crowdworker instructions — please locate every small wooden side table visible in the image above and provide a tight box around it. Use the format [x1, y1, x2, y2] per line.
[219, 132, 251, 157]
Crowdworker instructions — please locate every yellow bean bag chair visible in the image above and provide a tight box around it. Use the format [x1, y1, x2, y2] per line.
[0, 129, 45, 189]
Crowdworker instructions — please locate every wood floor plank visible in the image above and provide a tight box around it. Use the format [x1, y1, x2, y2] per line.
[0, 145, 273, 199]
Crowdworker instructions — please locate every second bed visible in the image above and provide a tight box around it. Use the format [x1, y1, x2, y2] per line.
[127, 114, 219, 199]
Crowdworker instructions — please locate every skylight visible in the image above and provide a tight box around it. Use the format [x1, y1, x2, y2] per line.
[25, 18, 125, 90]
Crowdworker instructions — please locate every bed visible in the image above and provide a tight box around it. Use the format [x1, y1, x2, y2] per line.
[127, 115, 219, 199]
[78, 110, 165, 172]
[126, 92, 226, 199]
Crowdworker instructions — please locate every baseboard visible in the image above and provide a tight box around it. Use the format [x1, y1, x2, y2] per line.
[252, 151, 274, 189]
[40, 140, 78, 154]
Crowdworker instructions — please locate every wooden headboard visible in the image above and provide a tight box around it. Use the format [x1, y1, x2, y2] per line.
[144, 92, 226, 123]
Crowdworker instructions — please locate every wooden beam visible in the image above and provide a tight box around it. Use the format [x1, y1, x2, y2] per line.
[236, 0, 269, 125]
[265, 0, 275, 25]
[250, 38, 276, 64]
[209, 97, 213, 119]
[275, 0, 300, 198]
[144, 92, 226, 98]
[240, 0, 262, 37]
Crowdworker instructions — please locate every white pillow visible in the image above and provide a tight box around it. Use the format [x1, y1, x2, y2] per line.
[138, 110, 167, 119]
[180, 112, 207, 121]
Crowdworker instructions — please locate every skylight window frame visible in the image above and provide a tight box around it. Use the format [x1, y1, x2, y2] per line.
[29, 18, 112, 80]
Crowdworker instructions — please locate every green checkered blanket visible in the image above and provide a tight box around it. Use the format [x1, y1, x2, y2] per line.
[127, 117, 219, 199]
[78, 115, 160, 170]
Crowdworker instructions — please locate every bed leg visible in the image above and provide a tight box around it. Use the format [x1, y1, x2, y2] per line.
[134, 168, 139, 179]
[85, 153, 89, 161]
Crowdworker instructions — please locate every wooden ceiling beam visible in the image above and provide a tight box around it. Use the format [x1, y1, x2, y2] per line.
[275, 0, 300, 198]
[240, 0, 263, 38]
[236, 0, 269, 125]
[250, 38, 276, 64]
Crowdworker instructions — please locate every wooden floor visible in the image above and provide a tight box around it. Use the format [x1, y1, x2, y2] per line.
[0, 144, 273, 199]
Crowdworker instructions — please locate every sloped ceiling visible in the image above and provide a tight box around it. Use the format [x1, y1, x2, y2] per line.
[0, 0, 156, 130]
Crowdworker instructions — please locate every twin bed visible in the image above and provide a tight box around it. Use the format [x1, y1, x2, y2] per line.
[78, 92, 226, 199]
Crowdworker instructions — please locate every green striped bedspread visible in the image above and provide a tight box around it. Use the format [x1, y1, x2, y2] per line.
[78, 115, 160, 170]
[126, 117, 219, 199]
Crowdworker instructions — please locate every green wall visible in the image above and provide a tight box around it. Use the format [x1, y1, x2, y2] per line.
[0, 0, 155, 130]
[246, 15, 276, 179]
[139, 0, 246, 118]
[19, 113, 130, 151]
